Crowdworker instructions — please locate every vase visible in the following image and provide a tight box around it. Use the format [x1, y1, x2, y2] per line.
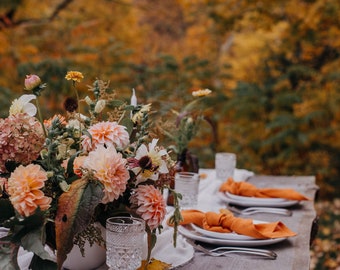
[62, 224, 106, 270]
[167, 149, 199, 206]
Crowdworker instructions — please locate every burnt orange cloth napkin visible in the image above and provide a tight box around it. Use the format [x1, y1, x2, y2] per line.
[219, 178, 310, 201]
[178, 209, 297, 239]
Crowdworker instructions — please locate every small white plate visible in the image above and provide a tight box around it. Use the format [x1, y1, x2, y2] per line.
[178, 225, 287, 247]
[218, 192, 299, 208]
[191, 224, 255, 240]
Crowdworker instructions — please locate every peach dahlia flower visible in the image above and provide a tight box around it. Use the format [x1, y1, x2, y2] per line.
[7, 164, 51, 217]
[130, 185, 166, 230]
[81, 121, 130, 152]
[83, 144, 129, 204]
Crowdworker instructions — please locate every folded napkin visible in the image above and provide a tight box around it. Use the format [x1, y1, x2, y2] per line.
[219, 178, 310, 200]
[148, 228, 194, 268]
[178, 209, 296, 239]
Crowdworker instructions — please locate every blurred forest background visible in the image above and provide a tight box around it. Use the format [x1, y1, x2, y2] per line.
[0, 0, 339, 269]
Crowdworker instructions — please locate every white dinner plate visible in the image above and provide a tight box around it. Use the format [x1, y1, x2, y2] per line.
[226, 192, 286, 203]
[191, 224, 255, 240]
[178, 225, 287, 247]
[218, 192, 299, 207]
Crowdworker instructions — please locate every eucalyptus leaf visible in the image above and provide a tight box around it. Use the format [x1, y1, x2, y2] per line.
[0, 243, 20, 270]
[11, 210, 45, 243]
[66, 151, 82, 177]
[107, 99, 125, 107]
[0, 199, 15, 223]
[125, 105, 135, 111]
[21, 229, 53, 261]
[29, 254, 57, 270]
[120, 118, 134, 135]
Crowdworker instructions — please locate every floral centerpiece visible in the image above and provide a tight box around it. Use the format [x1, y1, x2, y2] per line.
[0, 72, 181, 270]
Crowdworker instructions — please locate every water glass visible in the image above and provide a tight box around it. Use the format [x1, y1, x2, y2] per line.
[175, 172, 200, 209]
[106, 216, 145, 270]
[215, 152, 236, 181]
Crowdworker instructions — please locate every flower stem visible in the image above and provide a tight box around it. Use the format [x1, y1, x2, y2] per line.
[73, 82, 82, 146]
[73, 81, 81, 116]
[35, 96, 47, 138]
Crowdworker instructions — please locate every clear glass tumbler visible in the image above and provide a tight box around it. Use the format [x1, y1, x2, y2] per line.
[106, 216, 145, 270]
[175, 172, 200, 209]
[215, 152, 237, 181]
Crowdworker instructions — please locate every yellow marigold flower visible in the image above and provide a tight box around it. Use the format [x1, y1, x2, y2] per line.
[192, 88, 212, 97]
[65, 71, 84, 82]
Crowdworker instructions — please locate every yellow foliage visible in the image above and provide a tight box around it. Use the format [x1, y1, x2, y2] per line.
[16, 0, 62, 19]
[137, 259, 172, 270]
[220, 32, 267, 82]
[0, 32, 10, 54]
[18, 45, 39, 61]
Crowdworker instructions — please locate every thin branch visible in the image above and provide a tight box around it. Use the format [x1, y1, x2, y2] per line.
[49, 0, 74, 21]
[0, 0, 74, 29]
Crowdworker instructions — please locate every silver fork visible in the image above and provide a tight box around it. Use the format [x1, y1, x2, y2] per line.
[227, 205, 292, 216]
[186, 239, 277, 259]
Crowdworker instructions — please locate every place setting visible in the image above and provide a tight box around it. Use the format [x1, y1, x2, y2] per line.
[168, 153, 313, 263]
[217, 176, 310, 210]
[175, 208, 296, 250]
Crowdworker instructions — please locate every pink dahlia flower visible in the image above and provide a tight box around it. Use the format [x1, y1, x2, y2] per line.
[0, 113, 45, 173]
[44, 114, 66, 129]
[62, 155, 87, 177]
[72, 156, 87, 177]
[7, 164, 52, 217]
[81, 121, 130, 152]
[130, 185, 166, 230]
[83, 144, 129, 203]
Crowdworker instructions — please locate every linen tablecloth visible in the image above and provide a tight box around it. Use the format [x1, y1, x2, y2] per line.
[15, 169, 318, 270]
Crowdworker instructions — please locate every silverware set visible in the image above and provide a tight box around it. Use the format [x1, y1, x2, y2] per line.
[226, 205, 292, 216]
[186, 239, 277, 260]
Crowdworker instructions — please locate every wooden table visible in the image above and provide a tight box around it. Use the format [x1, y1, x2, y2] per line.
[176, 173, 319, 270]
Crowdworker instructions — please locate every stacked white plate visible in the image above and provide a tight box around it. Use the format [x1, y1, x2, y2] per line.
[218, 192, 299, 208]
[178, 220, 288, 247]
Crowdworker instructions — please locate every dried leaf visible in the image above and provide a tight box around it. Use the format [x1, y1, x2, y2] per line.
[55, 178, 103, 269]
[137, 258, 172, 270]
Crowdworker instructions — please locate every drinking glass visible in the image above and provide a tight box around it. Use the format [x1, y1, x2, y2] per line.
[175, 172, 200, 209]
[106, 216, 145, 270]
[215, 152, 236, 181]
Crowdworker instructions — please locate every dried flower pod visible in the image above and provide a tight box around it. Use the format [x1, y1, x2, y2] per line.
[94, 100, 106, 113]
[24, 74, 42, 91]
